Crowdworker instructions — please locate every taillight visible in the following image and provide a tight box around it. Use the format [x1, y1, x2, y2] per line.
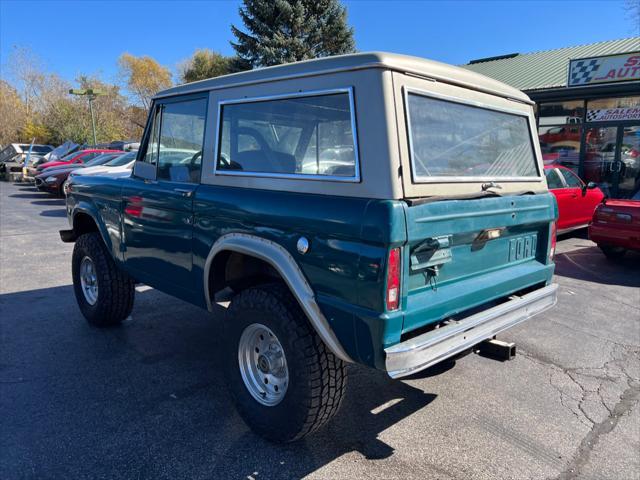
[549, 222, 557, 261]
[594, 206, 629, 223]
[386, 248, 401, 311]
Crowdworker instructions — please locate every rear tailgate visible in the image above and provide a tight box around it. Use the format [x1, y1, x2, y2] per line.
[401, 193, 556, 334]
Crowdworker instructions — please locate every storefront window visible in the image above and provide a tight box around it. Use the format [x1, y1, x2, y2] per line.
[538, 125, 582, 173]
[587, 96, 640, 110]
[618, 125, 640, 199]
[538, 100, 585, 126]
[583, 126, 618, 197]
[586, 96, 640, 123]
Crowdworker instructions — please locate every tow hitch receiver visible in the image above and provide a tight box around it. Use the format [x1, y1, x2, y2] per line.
[476, 338, 516, 361]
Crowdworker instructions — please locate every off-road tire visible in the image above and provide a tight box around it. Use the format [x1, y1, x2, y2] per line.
[224, 283, 347, 443]
[72, 232, 135, 326]
[599, 244, 626, 260]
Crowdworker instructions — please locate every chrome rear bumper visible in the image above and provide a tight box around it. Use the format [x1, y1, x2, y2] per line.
[385, 284, 558, 379]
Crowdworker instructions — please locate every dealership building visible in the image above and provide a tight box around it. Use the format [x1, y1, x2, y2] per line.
[464, 37, 640, 199]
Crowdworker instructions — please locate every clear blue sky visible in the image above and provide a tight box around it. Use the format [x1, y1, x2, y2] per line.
[1, 0, 637, 86]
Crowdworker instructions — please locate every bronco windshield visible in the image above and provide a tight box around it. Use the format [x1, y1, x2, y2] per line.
[406, 92, 539, 182]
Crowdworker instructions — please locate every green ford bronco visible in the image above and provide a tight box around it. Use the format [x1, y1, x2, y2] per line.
[61, 52, 558, 442]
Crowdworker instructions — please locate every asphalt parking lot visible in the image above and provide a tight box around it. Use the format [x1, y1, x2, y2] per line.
[1, 180, 639, 480]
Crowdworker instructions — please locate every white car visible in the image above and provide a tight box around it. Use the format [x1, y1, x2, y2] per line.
[64, 152, 136, 195]
[72, 151, 137, 177]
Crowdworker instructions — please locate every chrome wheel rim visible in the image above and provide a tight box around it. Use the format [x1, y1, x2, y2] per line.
[238, 323, 288, 406]
[80, 256, 98, 305]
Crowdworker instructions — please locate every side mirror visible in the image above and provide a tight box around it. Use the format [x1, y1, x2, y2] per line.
[582, 181, 597, 196]
[133, 161, 157, 181]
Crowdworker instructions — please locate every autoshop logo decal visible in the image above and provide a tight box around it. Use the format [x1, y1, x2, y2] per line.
[586, 107, 640, 122]
[568, 52, 640, 87]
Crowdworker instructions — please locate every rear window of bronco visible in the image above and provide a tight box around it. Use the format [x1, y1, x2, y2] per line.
[405, 90, 539, 182]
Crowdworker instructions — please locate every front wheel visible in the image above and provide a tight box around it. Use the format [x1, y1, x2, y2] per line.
[72, 232, 135, 326]
[224, 284, 347, 443]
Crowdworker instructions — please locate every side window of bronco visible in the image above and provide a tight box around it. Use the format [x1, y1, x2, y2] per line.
[140, 97, 208, 183]
[216, 90, 359, 180]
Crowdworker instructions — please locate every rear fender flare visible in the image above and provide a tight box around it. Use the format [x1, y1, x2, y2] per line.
[204, 233, 353, 363]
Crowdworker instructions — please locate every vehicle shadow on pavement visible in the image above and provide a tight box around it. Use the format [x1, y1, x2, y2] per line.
[39, 209, 67, 218]
[1, 285, 437, 480]
[31, 199, 65, 206]
[10, 184, 36, 191]
[8, 192, 48, 200]
[554, 247, 640, 288]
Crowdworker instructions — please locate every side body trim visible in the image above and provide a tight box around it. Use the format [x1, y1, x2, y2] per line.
[203, 233, 353, 363]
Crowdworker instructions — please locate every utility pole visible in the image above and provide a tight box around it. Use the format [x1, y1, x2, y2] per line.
[69, 88, 105, 146]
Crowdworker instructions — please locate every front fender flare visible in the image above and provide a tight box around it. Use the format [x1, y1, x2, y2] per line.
[71, 203, 114, 255]
[204, 233, 353, 363]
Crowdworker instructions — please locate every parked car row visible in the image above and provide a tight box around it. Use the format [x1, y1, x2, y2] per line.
[25, 148, 122, 181]
[26, 148, 137, 196]
[0, 139, 140, 182]
[0, 143, 54, 178]
[34, 152, 131, 195]
[25, 146, 203, 197]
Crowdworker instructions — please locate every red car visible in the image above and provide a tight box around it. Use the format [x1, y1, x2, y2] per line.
[544, 165, 605, 234]
[538, 125, 581, 145]
[589, 195, 640, 259]
[36, 149, 121, 172]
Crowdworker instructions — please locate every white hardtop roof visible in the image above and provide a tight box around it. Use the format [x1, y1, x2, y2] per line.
[155, 51, 532, 104]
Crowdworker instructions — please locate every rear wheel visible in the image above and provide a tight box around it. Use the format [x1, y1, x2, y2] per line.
[224, 284, 347, 442]
[72, 232, 135, 326]
[599, 244, 626, 260]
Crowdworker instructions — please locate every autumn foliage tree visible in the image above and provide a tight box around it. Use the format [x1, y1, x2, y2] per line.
[0, 80, 27, 145]
[117, 53, 172, 109]
[42, 76, 139, 145]
[1, 48, 148, 145]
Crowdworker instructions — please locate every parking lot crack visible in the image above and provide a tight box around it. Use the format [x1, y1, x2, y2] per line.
[520, 347, 638, 430]
[520, 350, 593, 427]
[554, 379, 640, 480]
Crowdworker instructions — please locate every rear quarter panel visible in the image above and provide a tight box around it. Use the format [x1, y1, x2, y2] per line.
[192, 186, 399, 364]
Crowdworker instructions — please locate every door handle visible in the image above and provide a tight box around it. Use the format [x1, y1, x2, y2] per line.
[174, 188, 194, 198]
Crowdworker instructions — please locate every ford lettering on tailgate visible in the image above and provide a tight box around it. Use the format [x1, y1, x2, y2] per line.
[509, 234, 537, 262]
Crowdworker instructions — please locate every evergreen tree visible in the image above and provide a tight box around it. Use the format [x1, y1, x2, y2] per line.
[231, 0, 355, 68]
